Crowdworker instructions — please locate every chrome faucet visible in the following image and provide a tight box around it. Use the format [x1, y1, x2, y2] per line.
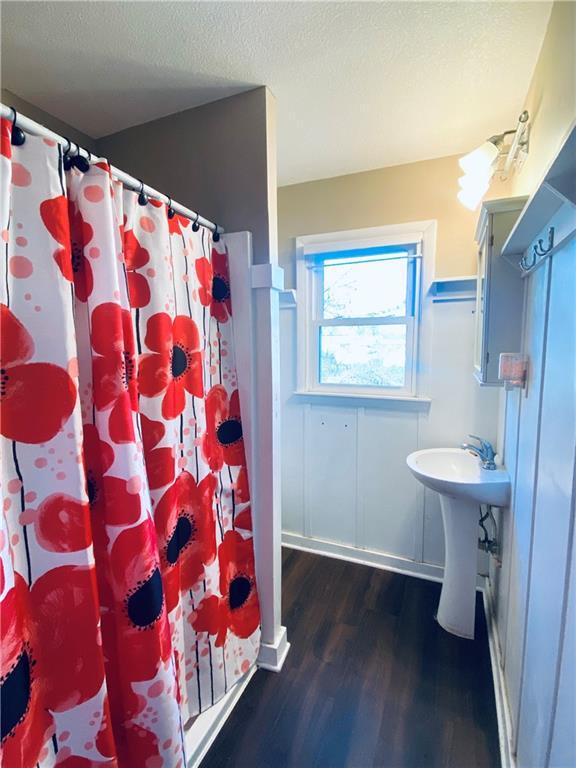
[461, 434, 497, 470]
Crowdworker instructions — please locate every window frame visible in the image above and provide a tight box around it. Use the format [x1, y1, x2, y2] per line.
[296, 223, 432, 401]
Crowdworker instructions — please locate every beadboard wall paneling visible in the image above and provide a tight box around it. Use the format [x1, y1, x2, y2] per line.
[280, 284, 500, 572]
[489, 213, 575, 768]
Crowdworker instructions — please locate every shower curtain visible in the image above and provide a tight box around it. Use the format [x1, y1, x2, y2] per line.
[0, 118, 260, 768]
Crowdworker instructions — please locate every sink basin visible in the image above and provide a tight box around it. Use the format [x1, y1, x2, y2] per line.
[407, 448, 510, 639]
[406, 448, 510, 506]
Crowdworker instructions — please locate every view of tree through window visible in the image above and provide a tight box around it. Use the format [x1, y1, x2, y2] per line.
[319, 253, 410, 388]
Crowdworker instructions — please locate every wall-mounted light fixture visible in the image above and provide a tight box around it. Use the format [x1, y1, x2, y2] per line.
[458, 111, 530, 211]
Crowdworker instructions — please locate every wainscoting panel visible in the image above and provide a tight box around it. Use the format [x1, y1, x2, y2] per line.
[280, 276, 500, 573]
[488, 194, 576, 768]
[359, 409, 421, 560]
[279, 310, 305, 535]
[306, 406, 358, 545]
[494, 387, 522, 660]
[516, 240, 576, 767]
[503, 262, 550, 747]
[548, 529, 576, 768]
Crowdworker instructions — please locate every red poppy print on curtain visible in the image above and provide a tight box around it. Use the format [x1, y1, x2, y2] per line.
[1, 116, 11, 159]
[210, 247, 232, 323]
[32, 493, 91, 553]
[39, 196, 95, 302]
[140, 414, 175, 490]
[1, 574, 54, 768]
[167, 212, 190, 238]
[82, 423, 141, 526]
[90, 302, 138, 443]
[92, 517, 177, 768]
[154, 471, 217, 612]
[192, 530, 259, 647]
[139, 312, 203, 419]
[2, 122, 260, 767]
[234, 505, 253, 532]
[0, 304, 76, 444]
[124, 228, 151, 308]
[30, 565, 106, 712]
[106, 518, 172, 683]
[202, 385, 245, 471]
[195, 257, 212, 306]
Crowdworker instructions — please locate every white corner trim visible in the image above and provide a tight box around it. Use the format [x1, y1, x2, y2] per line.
[251, 263, 285, 291]
[257, 625, 290, 672]
[185, 666, 257, 768]
[483, 585, 516, 768]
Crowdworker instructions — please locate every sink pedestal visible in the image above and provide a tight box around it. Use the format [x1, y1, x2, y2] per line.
[406, 448, 509, 640]
[437, 496, 479, 639]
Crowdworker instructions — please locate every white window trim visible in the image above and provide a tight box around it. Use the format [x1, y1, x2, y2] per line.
[295, 221, 437, 403]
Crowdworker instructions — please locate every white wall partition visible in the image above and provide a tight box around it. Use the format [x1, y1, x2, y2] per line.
[280, 231, 500, 578]
[185, 231, 288, 767]
[226, 232, 289, 672]
[487, 171, 576, 767]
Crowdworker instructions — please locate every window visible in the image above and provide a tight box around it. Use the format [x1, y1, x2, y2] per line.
[296, 225, 426, 399]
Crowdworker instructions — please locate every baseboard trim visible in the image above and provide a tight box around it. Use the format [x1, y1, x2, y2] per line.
[483, 585, 516, 768]
[185, 666, 256, 768]
[257, 625, 290, 672]
[282, 532, 486, 588]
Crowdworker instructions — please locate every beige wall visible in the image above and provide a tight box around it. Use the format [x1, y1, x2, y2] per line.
[278, 154, 511, 283]
[278, 0, 574, 283]
[512, 1, 576, 197]
[1, 88, 98, 152]
[98, 87, 277, 266]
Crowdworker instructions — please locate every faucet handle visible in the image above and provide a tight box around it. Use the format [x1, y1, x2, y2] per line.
[468, 434, 495, 458]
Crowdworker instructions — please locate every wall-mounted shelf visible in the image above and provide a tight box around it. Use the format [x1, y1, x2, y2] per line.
[429, 275, 477, 303]
[502, 122, 576, 270]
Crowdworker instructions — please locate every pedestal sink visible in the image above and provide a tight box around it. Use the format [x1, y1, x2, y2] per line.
[406, 448, 510, 638]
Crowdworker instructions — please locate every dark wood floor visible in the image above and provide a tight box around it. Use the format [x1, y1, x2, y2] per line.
[201, 548, 500, 768]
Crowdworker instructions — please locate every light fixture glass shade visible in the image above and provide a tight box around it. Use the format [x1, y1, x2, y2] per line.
[458, 141, 499, 176]
[458, 173, 491, 192]
[457, 179, 489, 211]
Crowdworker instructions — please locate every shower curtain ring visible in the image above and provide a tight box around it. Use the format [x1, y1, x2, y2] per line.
[62, 137, 74, 171]
[192, 212, 201, 232]
[138, 180, 149, 206]
[72, 146, 90, 174]
[213, 224, 220, 242]
[167, 198, 176, 219]
[10, 107, 26, 146]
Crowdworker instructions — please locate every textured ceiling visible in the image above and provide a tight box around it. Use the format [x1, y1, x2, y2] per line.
[1, 1, 551, 185]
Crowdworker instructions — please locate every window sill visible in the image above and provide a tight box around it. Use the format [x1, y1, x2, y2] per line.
[292, 390, 432, 410]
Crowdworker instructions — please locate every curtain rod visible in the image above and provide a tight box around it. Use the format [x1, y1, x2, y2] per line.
[0, 104, 223, 235]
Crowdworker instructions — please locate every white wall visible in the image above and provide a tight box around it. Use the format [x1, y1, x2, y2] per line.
[488, 211, 576, 767]
[280, 246, 500, 577]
